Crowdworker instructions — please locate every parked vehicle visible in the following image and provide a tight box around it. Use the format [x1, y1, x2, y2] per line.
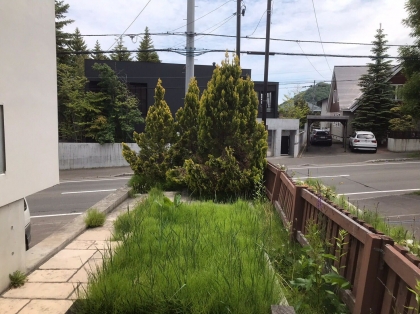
[349, 131, 377, 153]
[310, 129, 332, 146]
[24, 198, 31, 250]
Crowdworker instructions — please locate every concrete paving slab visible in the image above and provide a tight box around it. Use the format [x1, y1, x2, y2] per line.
[68, 283, 87, 300]
[39, 250, 95, 270]
[2, 283, 75, 299]
[75, 228, 112, 241]
[19, 299, 73, 314]
[69, 267, 89, 283]
[65, 240, 95, 250]
[88, 240, 121, 251]
[27, 269, 76, 283]
[0, 298, 30, 314]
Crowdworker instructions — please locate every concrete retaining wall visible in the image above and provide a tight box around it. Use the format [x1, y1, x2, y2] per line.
[59, 143, 139, 170]
[388, 138, 420, 152]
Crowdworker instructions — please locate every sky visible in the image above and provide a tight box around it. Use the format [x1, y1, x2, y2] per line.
[63, 0, 413, 101]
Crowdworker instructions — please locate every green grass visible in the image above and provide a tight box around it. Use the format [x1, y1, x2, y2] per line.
[74, 189, 286, 314]
[409, 190, 420, 196]
[84, 208, 106, 228]
[408, 151, 420, 158]
[9, 270, 27, 288]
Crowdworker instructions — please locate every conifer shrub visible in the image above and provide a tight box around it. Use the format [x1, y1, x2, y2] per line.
[182, 54, 267, 199]
[122, 79, 175, 192]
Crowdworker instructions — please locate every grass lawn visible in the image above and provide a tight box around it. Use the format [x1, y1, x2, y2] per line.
[74, 189, 286, 313]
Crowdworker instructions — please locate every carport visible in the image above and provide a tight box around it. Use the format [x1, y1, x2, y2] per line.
[306, 115, 349, 152]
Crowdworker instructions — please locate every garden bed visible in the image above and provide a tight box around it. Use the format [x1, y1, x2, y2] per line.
[72, 189, 287, 313]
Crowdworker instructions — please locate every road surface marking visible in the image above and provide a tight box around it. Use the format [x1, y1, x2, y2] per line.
[62, 189, 117, 195]
[60, 177, 130, 184]
[31, 212, 83, 218]
[294, 175, 350, 180]
[288, 161, 420, 171]
[338, 188, 420, 196]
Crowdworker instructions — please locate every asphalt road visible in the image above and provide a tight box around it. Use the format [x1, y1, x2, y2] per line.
[26, 176, 130, 248]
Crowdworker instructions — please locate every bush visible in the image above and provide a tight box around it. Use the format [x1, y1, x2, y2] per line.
[84, 208, 106, 228]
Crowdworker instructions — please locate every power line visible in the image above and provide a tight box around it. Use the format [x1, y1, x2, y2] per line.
[170, 0, 234, 32]
[107, 0, 153, 51]
[296, 42, 326, 79]
[66, 31, 411, 47]
[247, 10, 267, 36]
[311, 0, 332, 73]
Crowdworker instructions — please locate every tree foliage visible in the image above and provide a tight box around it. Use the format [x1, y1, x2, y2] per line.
[302, 82, 331, 104]
[55, 0, 74, 65]
[183, 54, 267, 199]
[91, 40, 109, 60]
[136, 27, 161, 63]
[169, 78, 200, 167]
[69, 27, 89, 76]
[123, 79, 174, 190]
[279, 94, 310, 129]
[399, 0, 420, 121]
[351, 27, 395, 142]
[110, 38, 132, 61]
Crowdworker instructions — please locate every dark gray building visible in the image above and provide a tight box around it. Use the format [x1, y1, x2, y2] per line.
[84, 60, 279, 132]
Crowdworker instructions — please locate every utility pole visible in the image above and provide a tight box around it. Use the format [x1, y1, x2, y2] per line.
[262, 0, 272, 129]
[185, 0, 195, 94]
[236, 0, 241, 62]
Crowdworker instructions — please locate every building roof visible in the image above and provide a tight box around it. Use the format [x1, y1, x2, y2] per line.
[348, 64, 402, 112]
[334, 66, 368, 111]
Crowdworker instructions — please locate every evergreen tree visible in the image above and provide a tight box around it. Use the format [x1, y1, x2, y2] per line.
[110, 38, 132, 61]
[90, 63, 143, 143]
[123, 79, 174, 190]
[55, 0, 74, 65]
[136, 27, 161, 62]
[352, 27, 395, 142]
[183, 54, 267, 199]
[69, 27, 89, 76]
[399, 0, 420, 121]
[168, 78, 200, 167]
[91, 40, 109, 60]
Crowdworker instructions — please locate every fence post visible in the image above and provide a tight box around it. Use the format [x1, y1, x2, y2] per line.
[353, 233, 383, 314]
[290, 185, 304, 241]
[271, 168, 281, 205]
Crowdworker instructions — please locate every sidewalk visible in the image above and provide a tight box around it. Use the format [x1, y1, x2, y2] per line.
[0, 196, 140, 314]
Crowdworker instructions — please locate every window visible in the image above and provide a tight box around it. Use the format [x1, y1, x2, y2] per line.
[392, 85, 403, 101]
[259, 92, 272, 113]
[0, 105, 5, 174]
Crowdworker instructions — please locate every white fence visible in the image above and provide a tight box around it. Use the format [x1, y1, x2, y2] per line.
[59, 143, 139, 170]
[388, 138, 420, 152]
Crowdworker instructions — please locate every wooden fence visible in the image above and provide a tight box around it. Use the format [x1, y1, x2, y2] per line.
[265, 162, 420, 314]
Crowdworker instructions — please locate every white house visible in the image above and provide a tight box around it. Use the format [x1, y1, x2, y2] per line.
[0, 1, 58, 291]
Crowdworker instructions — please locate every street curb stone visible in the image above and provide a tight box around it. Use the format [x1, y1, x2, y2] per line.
[25, 186, 130, 275]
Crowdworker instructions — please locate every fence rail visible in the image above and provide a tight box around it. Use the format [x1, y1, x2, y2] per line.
[264, 162, 420, 314]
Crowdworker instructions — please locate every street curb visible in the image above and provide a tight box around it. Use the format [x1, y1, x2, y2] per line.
[25, 186, 130, 275]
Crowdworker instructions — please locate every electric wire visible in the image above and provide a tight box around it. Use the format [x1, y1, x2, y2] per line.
[247, 10, 267, 36]
[311, 0, 332, 73]
[296, 42, 326, 79]
[107, 0, 153, 51]
[170, 0, 234, 32]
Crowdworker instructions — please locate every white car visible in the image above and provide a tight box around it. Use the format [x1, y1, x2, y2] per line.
[24, 198, 31, 250]
[349, 131, 377, 153]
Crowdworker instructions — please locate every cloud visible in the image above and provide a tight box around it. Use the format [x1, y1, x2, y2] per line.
[63, 0, 413, 100]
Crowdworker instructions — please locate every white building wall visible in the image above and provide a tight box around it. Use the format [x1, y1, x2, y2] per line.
[259, 118, 300, 157]
[0, 1, 58, 291]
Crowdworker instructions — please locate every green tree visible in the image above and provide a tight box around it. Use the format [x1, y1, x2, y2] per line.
[123, 79, 175, 190]
[69, 27, 89, 76]
[279, 94, 310, 129]
[91, 40, 109, 60]
[55, 0, 74, 65]
[90, 63, 143, 143]
[136, 27, 161, 62]
[389, 105, 416, 131]
[183, 54, 267, 199]
[110, 38, 132, 61]
[169, 77, 200, 167]
[303, 82, 331, 103]
[399, 0, 420, 121]
[352, 27, 395, 142]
